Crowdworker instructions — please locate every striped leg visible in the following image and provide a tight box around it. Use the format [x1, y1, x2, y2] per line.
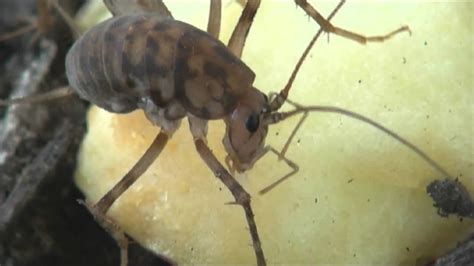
[187, 116, 266, 266]
[194, 138, 266, 266]
[227, 0, 261, 58]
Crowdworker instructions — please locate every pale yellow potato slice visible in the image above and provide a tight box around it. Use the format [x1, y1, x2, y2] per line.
[75, 1, 473, 264]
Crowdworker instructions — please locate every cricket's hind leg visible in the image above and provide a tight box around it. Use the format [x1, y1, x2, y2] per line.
[295, 0, 411, 44]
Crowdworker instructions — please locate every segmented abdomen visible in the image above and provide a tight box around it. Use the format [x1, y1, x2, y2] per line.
[66, 14, 181, 114]
[66, 13, 256, 121]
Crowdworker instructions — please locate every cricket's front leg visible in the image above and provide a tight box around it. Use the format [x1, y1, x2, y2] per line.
[188, 115, 266, 265]
[193, 139, 266, 266]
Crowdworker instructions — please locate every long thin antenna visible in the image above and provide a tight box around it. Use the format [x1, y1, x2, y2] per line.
[268, 106, 452, 179]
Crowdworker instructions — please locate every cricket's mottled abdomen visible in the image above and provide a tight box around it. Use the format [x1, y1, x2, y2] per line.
[65, 13, 256, 124]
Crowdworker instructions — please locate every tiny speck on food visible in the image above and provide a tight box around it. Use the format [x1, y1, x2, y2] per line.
[347, 178, 354, 183]
[353, 253, 356, 258]
[403, 57, 407, 64]
[367, 198, 371, 202]
[406, 247, 410, 252]
[276, 132, 279, 136]
[314, 197, 318, 204]
[358, 79, 362, 84]
[424, 41, 428, 46]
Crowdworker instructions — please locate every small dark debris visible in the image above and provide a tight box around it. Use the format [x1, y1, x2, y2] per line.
[426, 115, 430, 119]
[406, 247, 410, 252]
[297, 138, 301, 144]
[314, 197, 318, 204]
[276, 131, 279, 136]
[424, 41, 428, 46]
[426, 178, 474, 219]
[403, 57, 407, 64]
[358, 79, 362, 84]
[353, 253, 356, 258]
[347, 178, 354, 183]
[367, 198, 371, 202]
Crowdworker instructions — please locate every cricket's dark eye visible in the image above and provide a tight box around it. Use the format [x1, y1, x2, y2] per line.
[245, 112, 260, 133]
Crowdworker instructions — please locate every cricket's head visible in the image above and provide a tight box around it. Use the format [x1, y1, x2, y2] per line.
[223, 87, 269, 173]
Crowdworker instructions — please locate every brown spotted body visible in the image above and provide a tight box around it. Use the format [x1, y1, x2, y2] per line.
[66, 13, 256, 132]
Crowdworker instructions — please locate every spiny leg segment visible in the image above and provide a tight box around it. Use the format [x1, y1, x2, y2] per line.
[295, 0, 411, 44]
[227, 0, 261, 58]
[193, 138, 266, 266]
